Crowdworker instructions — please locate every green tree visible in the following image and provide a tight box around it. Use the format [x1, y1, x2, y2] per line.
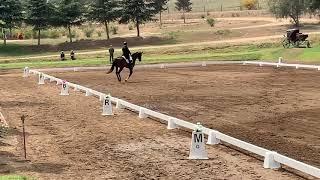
[269, 0, 307, 26]
[307, 0, 320, 16]
[152, 0, 168, 27]
[25, 0, 53, 45]
[175, 0, 192, 24]
[120, 0, 156, 37]
[57, 0, 85, 42]
[0, 0, 23, 45]
[88, 0, 119, 39]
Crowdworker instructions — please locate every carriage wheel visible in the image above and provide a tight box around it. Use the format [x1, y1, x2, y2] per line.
[306, 41, 311, 48]
[282, 39, 290, 48]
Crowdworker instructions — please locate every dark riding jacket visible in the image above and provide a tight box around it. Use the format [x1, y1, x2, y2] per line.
[122, 45, 131, 60]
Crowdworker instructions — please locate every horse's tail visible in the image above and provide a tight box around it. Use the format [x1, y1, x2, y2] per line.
[107, 61, 115, 74]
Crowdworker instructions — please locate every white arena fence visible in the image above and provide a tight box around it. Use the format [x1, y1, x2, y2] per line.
[243, 60, 320, 70]
[27, 68, 320, 178]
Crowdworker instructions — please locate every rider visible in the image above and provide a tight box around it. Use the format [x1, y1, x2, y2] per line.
[122, 42, 132, 65]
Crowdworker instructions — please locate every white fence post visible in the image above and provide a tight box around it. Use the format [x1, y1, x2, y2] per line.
[116, 99, 123, 109]
[278, 57, 283, 64]
[167, 118, 177, 129]
[56, 80, 62, 85]
[74, 85, 80, 92]
[139, 108, 148, 119]
[207, 130, 220, 145]
[264, 151, 281, 169]
[85, 89, 92, 96]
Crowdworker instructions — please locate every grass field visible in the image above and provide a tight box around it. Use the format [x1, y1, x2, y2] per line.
[1, 42, 320, 69]
[0, 175, 28, 180]
[167, 0, 268, 12]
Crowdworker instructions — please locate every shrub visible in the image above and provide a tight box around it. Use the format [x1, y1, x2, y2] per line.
[110, 25, 118, 35]
[214, 29, 232, 36]
[83, 27, 95, 38]
[231, 13, 240, 17]
[40, 30, 50, 38]
[24, 30, 33, 39]
[128, 24, 134, 30]
[241, 0, 258, 10]
[97, 31, 103, 37]
[206, 18, 216, 27]
[48, 29, 61, 39]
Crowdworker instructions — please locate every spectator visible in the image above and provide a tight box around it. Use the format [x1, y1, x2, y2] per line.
[60, 51, 65, 61]
[70, 50, 76, 60]
[108, 45, 114, 64]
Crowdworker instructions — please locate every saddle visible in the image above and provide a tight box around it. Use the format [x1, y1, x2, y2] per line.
[122, 56, 133, 63]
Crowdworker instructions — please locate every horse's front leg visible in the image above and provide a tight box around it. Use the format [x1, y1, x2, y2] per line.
[125, 68, 133, 82]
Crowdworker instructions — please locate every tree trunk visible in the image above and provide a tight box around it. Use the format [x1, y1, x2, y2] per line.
[9, 28, 12, 39]
[105, 21, 110, 40]
[183, 11, 186, 24]
[3, 29, 6, 46]
[68, 25, 73, 43]
[136, 22, 140, 37]
[160, 11, 162, 28]
[38, 29, 41, 46]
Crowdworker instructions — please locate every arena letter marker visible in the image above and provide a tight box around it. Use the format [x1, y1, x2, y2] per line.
[23, 67, 29, 77]
[102, 94, 113, 116]
[189, 122, 208, 160]
[38, 73, 45, 85]
[60, 80, 69, 96]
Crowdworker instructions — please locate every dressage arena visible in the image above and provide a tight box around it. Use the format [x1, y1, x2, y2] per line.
[1, 63, 320, 179]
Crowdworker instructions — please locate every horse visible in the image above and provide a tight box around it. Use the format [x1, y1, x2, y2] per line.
[107, 52, 143, 82]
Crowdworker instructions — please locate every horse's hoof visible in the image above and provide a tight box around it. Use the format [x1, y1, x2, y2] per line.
[125, 79, 128, 82]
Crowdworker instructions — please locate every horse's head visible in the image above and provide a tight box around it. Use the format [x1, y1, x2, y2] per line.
[133, 51, 143, 62]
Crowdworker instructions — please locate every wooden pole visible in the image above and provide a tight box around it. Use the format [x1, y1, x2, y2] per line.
[21, 115, 27, 159]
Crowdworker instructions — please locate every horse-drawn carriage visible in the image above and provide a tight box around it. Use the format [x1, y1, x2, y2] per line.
[282, 29, 311, 48]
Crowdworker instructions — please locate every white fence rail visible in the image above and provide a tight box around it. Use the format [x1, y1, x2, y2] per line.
[243, 61, 320, 71]
[26, 69, 320, 178]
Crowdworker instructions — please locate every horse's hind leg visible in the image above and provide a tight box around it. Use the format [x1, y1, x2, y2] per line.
[118, 66, 125, 82]
[116, 67, 121, 82]
[125, 68, 133, 82]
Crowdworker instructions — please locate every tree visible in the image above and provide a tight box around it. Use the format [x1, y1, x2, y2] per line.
[25, 0, 53, 45]
[175, 0, 192, 24]
[120, 0, 156, 37]
[0, 0, 23, 45]
[307, 0, 320, 16]
[88, 0, 119, 39]
[269, 0, 307, 26]
[57, 0, 85, 42]
[152, 0, 168, 27]
[242, 0, 258, 10]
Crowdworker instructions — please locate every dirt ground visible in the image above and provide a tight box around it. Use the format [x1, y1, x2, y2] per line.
[0, 64, 319, 179]
[51, 64, 320, 166]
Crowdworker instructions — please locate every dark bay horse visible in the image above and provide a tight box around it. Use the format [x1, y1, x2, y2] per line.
[107, 52, 143, 82]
